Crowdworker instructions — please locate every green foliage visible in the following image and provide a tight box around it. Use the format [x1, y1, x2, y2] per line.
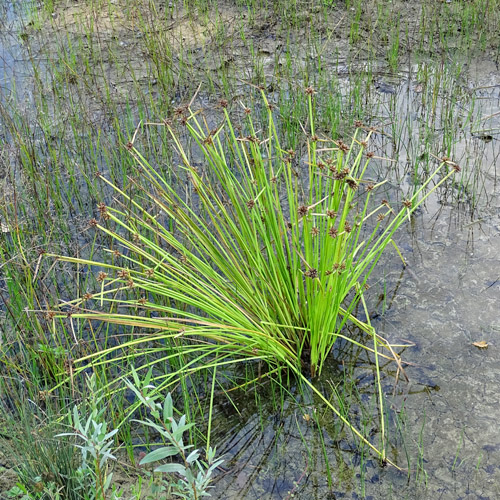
[51, 89, 456, 373]
[57, 376, 120, 500]
[6, 373, 221, 500]
[126, 368, 223, 499]
[46, 89, 458, 464]
[1, 408, 85, 500]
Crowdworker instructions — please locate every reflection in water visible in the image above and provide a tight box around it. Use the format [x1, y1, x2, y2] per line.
[0, 0, 34, 102]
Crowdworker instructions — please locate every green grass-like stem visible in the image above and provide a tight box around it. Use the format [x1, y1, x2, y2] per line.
[46, 90, 458, 464]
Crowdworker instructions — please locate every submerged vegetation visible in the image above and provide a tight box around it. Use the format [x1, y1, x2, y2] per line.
[0, 0, 499, 497]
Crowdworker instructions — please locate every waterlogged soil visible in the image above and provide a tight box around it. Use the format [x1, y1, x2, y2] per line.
[1, 0, 500, 498]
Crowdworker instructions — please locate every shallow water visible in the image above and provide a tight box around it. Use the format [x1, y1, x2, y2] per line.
[1, 1, 500, 498]
[210, 62, 500, 500]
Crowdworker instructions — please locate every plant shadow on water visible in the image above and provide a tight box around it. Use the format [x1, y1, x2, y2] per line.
[205, 333, 413, 500]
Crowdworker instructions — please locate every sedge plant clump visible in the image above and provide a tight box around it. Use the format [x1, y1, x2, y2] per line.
[47, 87, 459, 462]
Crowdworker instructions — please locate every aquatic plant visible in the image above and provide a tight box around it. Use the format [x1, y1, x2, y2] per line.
[45, 87, 459, 463]
[1, 405, 86, 500]
[57, 375, 120, 500]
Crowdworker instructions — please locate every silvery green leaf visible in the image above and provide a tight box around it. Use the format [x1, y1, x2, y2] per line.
[72, 405, 80, 428]
[104, 428, 119, 441]
[163, 393, 173, 421]
[178, 415, 186, 429]
[154, 463, 186, 475]
[207, 458, 224, 474]
[103, 472, 113, 491]
[138, 420, 165, 435]
[139, 447, 178, 465]
[186, 450, 200, 464]
[100, 452, 116, 468]
[55, 432, 79, 438]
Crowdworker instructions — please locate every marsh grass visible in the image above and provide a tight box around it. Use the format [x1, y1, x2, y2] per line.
[1, 405, 85, 500]
[42, 87, 460, 464]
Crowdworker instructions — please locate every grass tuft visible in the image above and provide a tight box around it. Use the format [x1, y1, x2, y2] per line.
[45, 88, 457, 463]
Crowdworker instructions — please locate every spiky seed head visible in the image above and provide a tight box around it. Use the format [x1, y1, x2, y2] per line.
[174, 106, 187, 117]
[344, 222, 352, 233]
[366, 151, 375, 158]
[247, 199, 256, 210]
[45, 310, 56, 320]
[311, 227, 320, 237]
[305, 268, 318, 278]
[403, 199, 412, 208]
[329, 227, 338, 238]
[337, 140, 349, 153]
[354, 120, 363, 128]
[326, 210, 337, 219]
[298, 205, 309, 217]
[97, 271, 108, 282]
[346, 178, 358, 190]
[117, 269, 129, 278]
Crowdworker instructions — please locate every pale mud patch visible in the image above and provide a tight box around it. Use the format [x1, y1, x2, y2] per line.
[36, 0, 245, 98]
[0, 466, 18, 498]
